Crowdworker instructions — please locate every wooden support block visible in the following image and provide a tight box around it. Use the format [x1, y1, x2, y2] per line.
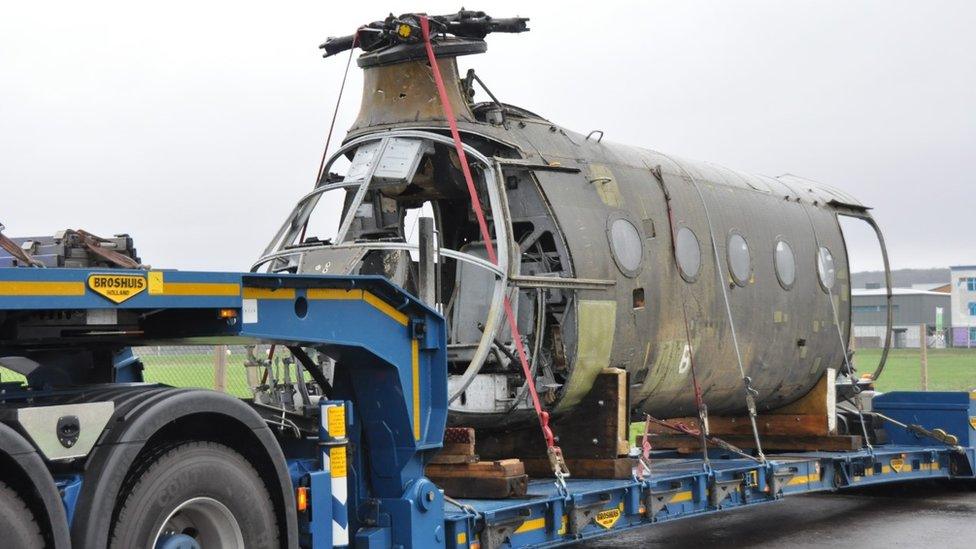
[768, 368, 837, 434]
[477, 369, 631, 461]
[428, 452, 479, 465]
[426, 459, 524, 478]
[426, 459, 528, 498]
[646, 414, 830, 437]
[429, 474, 528, 499]
[522, 457, 635, 480]
[439, 441, 476, 456]
[647, 434, 863, 452]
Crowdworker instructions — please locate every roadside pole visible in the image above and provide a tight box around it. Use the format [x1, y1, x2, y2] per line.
[214, 345, 228, 393]
[919, 324, 928, 391]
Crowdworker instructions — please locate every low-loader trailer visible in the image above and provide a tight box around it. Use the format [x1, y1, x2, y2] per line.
[0, 266, 974, 548]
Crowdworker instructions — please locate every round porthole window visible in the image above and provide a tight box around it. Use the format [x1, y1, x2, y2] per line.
[608, 218, 643, 277]
[774, 240, 796, 290]
[675, 227, 701, 282]
[727, 233, 751, 286]
[817, 246, 836, 291]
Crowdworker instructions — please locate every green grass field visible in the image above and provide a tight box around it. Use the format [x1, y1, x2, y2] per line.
[856, 347, 976, 392]
[140, 353, 253, 397]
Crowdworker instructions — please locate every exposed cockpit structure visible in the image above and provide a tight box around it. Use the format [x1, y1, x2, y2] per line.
[253, 10, 893, 429]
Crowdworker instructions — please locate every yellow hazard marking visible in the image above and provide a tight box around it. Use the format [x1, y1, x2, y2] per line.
[327, 405, 346, 438]
[0, 281, 85, 296]
[307, 288, 409, 326]
[329, 446, 347, 478]
[242, 287, 296, 300]
[412, 338, 421, 441]
[87, 273, 147, 304]
[512, 515, 568, 535]
[669, 490, 693, 503]
[970, 417, 976, 430]
[787, 473, 820, 486]
[363, 291, 409, 326]
[159, 282, 240, 296]
[514, 517, 546, 534]
[148, 271, 164, 294]
[456, 532, 467, 545]
[594, 504, 624, 529]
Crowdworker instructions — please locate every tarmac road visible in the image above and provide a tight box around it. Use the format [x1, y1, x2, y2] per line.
[579, 480, 976, 548]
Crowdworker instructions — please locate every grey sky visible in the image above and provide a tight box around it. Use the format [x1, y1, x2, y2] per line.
[2, 1, 973, 272]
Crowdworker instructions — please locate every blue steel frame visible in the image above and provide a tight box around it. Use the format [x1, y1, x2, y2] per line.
[0, 267, 449, 548]
[1, 268, 975, 548]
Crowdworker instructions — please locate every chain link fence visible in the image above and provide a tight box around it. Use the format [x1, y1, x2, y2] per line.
[135, 345, 263, 397]
[854, 325, 976, 349]
[1, 345, 271, 397]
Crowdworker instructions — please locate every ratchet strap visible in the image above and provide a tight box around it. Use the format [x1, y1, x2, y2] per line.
[419, 15, 570, 489]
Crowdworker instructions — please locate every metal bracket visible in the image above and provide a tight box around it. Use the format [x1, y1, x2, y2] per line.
[479, 509, 532, 549]
[768, 468, 798, 497]
[643, 483, 683, 520]
[568, 493, 612, 535]
[709, 477, 742, 509]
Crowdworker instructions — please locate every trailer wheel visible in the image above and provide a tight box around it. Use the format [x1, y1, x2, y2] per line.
[110, 441, 278, 549]
[0, 481, 44, 549]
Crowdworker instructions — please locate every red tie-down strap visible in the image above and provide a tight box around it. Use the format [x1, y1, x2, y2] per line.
[418, 16, 569, 485]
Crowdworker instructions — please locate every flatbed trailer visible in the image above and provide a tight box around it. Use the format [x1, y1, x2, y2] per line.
[0, 267, 973, 548]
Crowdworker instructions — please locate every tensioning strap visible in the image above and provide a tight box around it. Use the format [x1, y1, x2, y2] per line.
[419, 16, 569, 488]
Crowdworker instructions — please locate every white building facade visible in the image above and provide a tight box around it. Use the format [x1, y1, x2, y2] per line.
[950, 265, 976, 346]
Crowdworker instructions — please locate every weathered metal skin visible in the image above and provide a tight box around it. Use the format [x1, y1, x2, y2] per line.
[263, 37, 876, 425]
[344, 59, 861, 420]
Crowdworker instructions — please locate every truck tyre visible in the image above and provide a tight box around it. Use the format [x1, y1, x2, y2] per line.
[0, 481, 44, 549]
[110, 441, 279, 549]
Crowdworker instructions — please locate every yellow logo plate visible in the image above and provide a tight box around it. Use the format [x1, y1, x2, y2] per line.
[594, 504, 623, 529]
[889, 457, 905, 473]
[88, 274, 147, 304]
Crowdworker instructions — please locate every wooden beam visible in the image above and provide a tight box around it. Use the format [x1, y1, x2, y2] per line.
[646, 434, 863, 452]
[522, 457, 635, 480]
[645, 414, 830, 437]
[426, 459, 528, 498]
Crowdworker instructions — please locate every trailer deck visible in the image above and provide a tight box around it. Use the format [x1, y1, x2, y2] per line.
[443, 442, 974, 548]
[0, 267, 973, 548]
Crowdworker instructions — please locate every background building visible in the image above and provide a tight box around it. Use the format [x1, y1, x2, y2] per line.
[950, 265, 976, 347]
[852, 288, 951, 349]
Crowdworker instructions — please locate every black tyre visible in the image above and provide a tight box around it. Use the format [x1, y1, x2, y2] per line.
[110, 441, 278, 549]
[0, 480, 44, 549]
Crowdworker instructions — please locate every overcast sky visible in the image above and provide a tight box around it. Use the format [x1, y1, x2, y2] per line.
[2, 1, 973, 272]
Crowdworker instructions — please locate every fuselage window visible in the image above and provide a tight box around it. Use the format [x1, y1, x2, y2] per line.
[727, 233, 751, 286]
[817, 246, 836, 291]
[608, 218, 643, 276]
[676, 227, 701, 282]
[774, 239, 796, 290]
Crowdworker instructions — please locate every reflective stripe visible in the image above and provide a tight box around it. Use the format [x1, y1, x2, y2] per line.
[0, 281, 85, 296]
[412, 339, 421, 440]
[158, 282, 241, 296]
[308, 288, 409, 326]
[242, 287, 296, 300]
